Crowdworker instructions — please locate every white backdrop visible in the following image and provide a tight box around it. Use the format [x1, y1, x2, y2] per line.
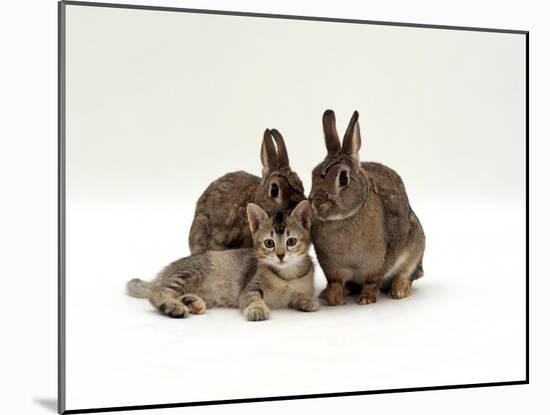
[62, 3, 526, 412]
[0, 1, 542, 415]
[65, 6, 525, 204]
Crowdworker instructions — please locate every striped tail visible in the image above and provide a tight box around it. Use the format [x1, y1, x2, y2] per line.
[126, 278, 154, 298]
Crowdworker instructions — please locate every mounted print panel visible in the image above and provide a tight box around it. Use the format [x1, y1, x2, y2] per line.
[59, 1, 527, 413]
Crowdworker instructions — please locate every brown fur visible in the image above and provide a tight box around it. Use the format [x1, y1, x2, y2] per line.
[188, 129, 306, 255]
[310, 110, 426, 306]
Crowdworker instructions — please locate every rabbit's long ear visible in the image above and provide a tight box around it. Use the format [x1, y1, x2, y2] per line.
[322, 109, 341, 155]
[261, 129, 278, 176]
[270, 129, 289, 168]
[342, 110, 361, 162]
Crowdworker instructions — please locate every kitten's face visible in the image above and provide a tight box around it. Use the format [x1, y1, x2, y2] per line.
[247, 200, 311, 270]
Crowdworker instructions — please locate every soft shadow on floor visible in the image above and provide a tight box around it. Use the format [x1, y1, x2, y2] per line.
[34, 398, 57, 412]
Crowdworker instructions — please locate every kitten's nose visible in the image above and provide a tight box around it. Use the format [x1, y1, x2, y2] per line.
[277, 254, 285, 262]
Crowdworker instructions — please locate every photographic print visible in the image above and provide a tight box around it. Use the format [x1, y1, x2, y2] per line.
[59, 1, 528, 413]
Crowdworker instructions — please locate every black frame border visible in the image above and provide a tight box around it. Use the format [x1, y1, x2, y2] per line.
[58, 1, 66, 413]
[58, 1, 530, 414]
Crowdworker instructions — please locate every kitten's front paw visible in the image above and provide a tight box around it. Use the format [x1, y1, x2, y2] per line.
[294, 297, 320, 312]
[244, 303, 271, 321]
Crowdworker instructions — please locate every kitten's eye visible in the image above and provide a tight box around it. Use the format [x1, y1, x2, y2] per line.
[286, 237, 297, 247]
[270, 183, 279, 198]
[339, 171, 349, 187]
[264, 239, 275, 249]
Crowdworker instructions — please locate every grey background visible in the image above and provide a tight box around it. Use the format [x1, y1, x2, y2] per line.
[66, 6, 526, 206]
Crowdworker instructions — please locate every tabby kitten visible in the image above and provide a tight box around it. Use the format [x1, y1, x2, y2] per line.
[127, 200, 319, 321]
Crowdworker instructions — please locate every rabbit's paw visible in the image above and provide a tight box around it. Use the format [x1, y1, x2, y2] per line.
[324, 283, 346, 306]
[389, 279, 412, 299]
[356, 292, 377, 305]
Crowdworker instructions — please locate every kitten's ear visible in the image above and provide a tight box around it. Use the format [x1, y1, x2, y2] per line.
[290, 200, 312, 230]
[246, 203, 268, 234]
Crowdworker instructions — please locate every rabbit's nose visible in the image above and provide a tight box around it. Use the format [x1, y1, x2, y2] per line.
[311, 194, 325, 206]
[316, 200, 330, 212]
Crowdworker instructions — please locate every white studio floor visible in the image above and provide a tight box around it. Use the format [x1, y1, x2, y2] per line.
[64, 198, 526, 411]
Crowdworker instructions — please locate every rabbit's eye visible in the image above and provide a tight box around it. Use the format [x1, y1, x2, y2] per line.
[286, 237, 297, 247]
[339, 171, 349, 187]
[270, 183, 279, 198]
[264, 239, 275, 249]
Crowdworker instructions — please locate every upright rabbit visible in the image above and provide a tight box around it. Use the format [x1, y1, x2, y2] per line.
[189, 129, 305, 255]
[309, 110, 425, 306]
